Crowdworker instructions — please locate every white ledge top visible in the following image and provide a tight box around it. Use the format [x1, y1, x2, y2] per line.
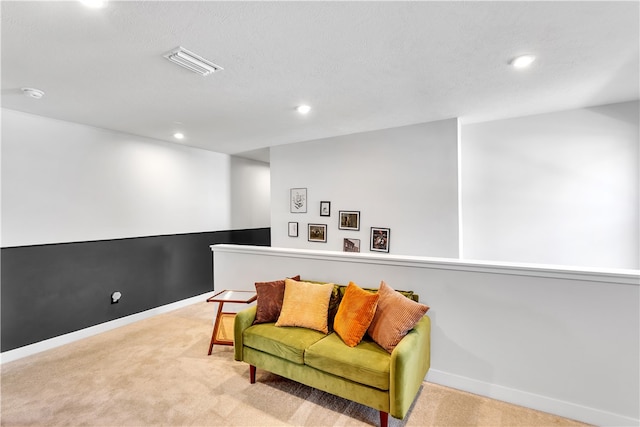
[210, 244, 640, 286]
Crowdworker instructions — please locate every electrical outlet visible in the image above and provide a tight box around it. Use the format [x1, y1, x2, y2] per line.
[111, 291, 122, 304]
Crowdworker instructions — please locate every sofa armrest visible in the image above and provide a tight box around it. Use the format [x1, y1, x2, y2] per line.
[234, 306, 257, 361]
[389, 315, 431, 419]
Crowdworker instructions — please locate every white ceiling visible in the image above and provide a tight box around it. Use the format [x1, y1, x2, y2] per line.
[2, 1, 638, 163]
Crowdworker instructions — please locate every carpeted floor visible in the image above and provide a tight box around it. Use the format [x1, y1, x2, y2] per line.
[1, 301, 589, 426]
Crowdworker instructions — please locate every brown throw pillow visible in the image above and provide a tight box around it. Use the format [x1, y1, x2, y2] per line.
[276, 279, 334, 333]
[334, 282, 380, 347]
[253, 275, 300, 324]
[367, 281, 429, 353]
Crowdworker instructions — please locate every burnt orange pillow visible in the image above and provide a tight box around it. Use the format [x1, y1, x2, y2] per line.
[333, 282, 380, 347]
[367, 281, 429, 353]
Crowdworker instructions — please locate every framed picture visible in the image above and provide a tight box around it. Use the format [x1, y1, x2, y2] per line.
[343, 238, 361, 253]
[339, 211, 360, 230]
[370, 227, 390, 253]
[320, 201, 331, 217]
[288, 222, 298, 237]
[290, 188, 307, 213]
[308, 223, 327, 243]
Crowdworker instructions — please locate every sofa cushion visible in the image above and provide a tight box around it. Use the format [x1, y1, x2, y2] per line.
[367, 281, 430, 353]
[243, 323, 326, 365]
[276, 279, 334, 333]
[327, 285, 342, 331]
[338, 285, 419, 302]
[333, 282, 379, 347]
[304, 333, 391, 390]
[253, 275, 300, 324]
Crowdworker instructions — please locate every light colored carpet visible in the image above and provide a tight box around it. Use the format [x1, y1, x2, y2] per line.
[1, 301, 589, 426]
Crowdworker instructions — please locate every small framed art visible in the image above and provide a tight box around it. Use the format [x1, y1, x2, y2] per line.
[320, 201, 331, 217]
[339, 211, 360, 230]
[370, 227, 390, 253]
[308, 224, 327, 243]
[290, 188, 307, 213]
[288, 222, 298, 237]
[343, 238, 361, 253]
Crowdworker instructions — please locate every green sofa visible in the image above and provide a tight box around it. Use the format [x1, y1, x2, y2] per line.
[234, 286, 431, 427]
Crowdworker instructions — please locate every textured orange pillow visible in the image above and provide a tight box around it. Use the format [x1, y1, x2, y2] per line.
[334, 282, 380, 347]
[367, 281, 429, 353]
[275, 279, 334, 333]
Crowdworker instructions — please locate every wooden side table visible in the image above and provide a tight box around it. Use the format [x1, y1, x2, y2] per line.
[207, 289, 257, 355]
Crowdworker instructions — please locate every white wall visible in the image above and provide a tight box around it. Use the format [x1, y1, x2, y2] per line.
[1, 109, 231, 247]
[211, 244, 640, 427]
[230, 156, 270, 230]
[271, 119, 459, 258]
[461, 101, 639, 269]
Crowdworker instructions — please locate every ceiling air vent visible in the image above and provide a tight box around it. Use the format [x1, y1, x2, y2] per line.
[163, 46, 223, 76]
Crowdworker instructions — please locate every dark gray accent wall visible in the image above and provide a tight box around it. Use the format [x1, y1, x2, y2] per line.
[1, 228, 270, 352]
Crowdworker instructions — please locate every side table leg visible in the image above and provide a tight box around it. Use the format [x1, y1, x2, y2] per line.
[208, 301, 225, 355]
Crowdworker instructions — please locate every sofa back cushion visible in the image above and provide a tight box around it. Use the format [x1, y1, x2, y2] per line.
[300, 279, 421, 330]
[338, 285, 419, 303]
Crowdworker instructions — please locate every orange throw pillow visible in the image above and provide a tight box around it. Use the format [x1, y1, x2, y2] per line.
[367, 281, 429, 353]
[334, 282, 380, 347]
[275, 279, 334, 334]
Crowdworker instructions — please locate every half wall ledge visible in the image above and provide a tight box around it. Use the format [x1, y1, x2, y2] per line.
[210, 244, 639, 286]
[210, 243, 640, 426]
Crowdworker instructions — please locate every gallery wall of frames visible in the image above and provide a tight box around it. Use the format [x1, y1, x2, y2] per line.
[287, 187, 390, 253]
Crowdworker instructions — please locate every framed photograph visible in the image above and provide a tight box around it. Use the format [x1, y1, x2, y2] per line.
[339, 211, 360, 230]
[308, 224, 327, 243]
[320, 201, 331, 217]
[288, 222, 298, 237]
[370, 227, 390, 253]
[343, 238, 361, 253]
[290, 188, 307, 213]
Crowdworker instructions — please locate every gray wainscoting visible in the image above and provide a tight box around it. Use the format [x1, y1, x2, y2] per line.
[1, 228, 270, 352]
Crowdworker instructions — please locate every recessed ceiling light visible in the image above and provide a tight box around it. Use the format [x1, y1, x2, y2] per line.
[173, 133, 185, 140]
[79, 0, 107, 8]
[21, 87, 45, 99]
[297, 105, 311, 114]
[510, 54, 536, 69]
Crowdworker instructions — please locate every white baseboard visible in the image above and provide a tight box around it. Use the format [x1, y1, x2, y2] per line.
[426, 369, 639, 427]
[0, 291, 215, 365]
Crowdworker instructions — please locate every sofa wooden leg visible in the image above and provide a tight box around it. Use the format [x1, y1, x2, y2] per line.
[379, 411, 388, 427]
[249, 365, 256, 384]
